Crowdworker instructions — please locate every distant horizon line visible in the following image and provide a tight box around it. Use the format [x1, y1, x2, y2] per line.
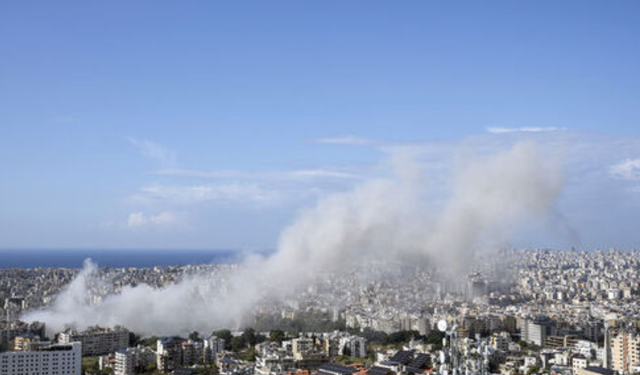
[0, 247, 637, 253]
[0, 248, 276, 269]
[0, 247, 272, 251]
[0, 248, 274, 252]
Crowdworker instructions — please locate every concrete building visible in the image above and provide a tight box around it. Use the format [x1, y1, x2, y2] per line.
[203, 336, 225, 363]
[412, 317, 431, 336]
[10, 333, 41, 351]
[114, 346, 155, 375]
[322, 338, 340, 358]
[346, 337, 366, 358]
[0, 342, 81, 375]
[610, 330, 640, 373]
[490, 332, 510, 352]
[180, 340, 203, 367]
[0, 320, 46, 351]
[115, 349, 135, 375]
[576, 367, 615, 375]
[522, 317, 555, 347]
[157, 337, 183, 373]
[572, 355, 588, 373]
[59, 326, 129, 356]
[318, 363, 357, 375]
[292, 338, 314, 360]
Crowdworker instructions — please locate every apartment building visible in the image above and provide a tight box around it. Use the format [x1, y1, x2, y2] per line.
[0, 321, 46, 351]
[610, 330, 640, 373]
[58, 326, 129, 356]
[0, 342, 81, 375]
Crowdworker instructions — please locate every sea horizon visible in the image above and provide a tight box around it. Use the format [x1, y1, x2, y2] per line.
[0, 248, 271, 269]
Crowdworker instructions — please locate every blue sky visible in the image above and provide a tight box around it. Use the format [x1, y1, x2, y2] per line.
[1, 1, 639, 250]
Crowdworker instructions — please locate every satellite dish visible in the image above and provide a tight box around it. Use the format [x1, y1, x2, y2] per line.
[437, 319, 448, 332]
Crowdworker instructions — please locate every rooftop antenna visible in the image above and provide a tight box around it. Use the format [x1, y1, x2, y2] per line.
[438, 319, 461, 375]
[437, 320, 448, 333]
[437, 320, 448, 375]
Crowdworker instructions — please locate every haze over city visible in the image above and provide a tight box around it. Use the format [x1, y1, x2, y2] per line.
[2, 3, 640, 375]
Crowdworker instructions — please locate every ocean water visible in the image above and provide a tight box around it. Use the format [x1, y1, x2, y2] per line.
[0, 249, 262, 269]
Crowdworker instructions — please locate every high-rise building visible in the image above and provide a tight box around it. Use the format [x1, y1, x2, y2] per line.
[610, 330, 640, 373]
[0, 342, 81, 375]
[603, 315, 618, 369]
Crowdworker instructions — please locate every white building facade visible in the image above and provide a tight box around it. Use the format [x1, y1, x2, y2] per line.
[59, 326, 129, 356]
[0, 342, 81, 375]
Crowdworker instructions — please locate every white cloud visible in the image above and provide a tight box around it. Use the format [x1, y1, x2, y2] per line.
[127, 211, 179, 228]
[287, 169, 357, 180]
[127, 137, 177, 167]
[315, 136, 373, 145]
[486, 127, 567, 134]
[610, 158, 640, 180]
[151, 169, 250, 179]
[151, 168, 358, 181]
[131, 183, 280, 205]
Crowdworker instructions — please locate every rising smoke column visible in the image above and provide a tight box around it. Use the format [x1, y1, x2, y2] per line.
[259, 141, 563, 286]
[24, 141, 564, 336]
[426, 141, 564, 275]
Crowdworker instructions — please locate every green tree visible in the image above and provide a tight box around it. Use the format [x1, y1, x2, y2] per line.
[238, 348, 257, 362]
[196, 363, 219, 375]
[269, 330, 285, 344]
[144, 363, 157, 374]
[388, 330, 420, 344]
[141, 336, 158, 351]
[213, 330, 233, 344]
[189, 331, 200, 341]
[598, 334, 605, 347]
[360, 328, 388, 344]
[242, 328, 257, 346]
[231, 336, 246, 352]
[425, 331, 445, 350]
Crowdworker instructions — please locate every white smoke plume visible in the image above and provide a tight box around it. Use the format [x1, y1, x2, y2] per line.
[24, 141, 565, 336]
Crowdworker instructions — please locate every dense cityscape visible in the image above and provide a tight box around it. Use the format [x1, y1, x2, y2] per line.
[2, 249, 640, 375]
[3, 2, 639, 375]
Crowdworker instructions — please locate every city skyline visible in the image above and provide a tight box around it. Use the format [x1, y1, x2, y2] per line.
[3, 3, 640, 375]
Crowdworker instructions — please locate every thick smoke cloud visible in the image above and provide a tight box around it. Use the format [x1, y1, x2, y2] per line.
[24, 141, 564, 336]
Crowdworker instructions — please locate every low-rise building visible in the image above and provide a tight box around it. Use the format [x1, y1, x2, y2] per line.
[576, 366, 615, 375]
[572, 355, 588, 373]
